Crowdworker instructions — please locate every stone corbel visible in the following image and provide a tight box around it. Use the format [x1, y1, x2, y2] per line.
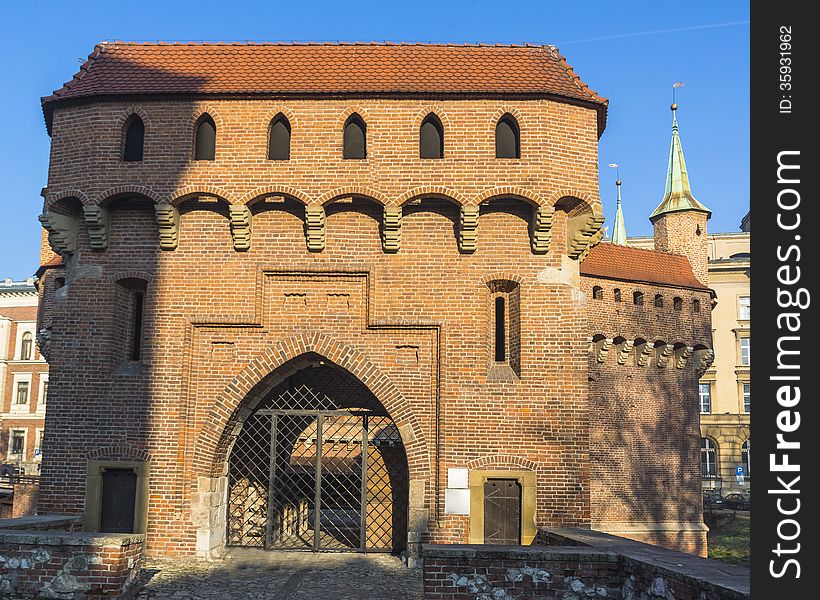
[567, 211, 605, 260]
[531, 205, 554, 254]
[595, 338, 613, 363]
[635, 342, 652, 367]
[36, 326, 52, 361]
[305, 205, 326, 252]
[459, 206, 479, 253]
[381, 206, 402, 253]
[579, 224, 605, 262]
[617, 340, 635, 365]
[676, 346, 695, 369]
[155, 204, 180, 250]
[656, 343, 674, 368]
[83, 205, 110, 250]
[694, 348, 716, 378]
[229, 205, 252, 251]
[38, 211, 78, 255]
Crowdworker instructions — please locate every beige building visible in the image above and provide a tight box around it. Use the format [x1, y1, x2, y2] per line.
[630, 213, 750, 495]
[0, 278, 48, 475]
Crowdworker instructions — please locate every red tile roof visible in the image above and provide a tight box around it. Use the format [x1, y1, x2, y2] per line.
[34, 254, 64, 278]
[580, 243, 709, 291]
[42, 42, 607, 133]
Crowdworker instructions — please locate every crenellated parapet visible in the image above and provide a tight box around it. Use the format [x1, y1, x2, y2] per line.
[40, 185, 604, 260]
[588, 334, 710, 371]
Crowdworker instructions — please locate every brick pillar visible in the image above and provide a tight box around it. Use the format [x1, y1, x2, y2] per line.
[11, 482, 40, 518]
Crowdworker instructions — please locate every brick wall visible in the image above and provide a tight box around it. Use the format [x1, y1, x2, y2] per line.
[0, 530, 142, 598]
[652, 212, 710, 285]
[37, 91, 709, 559]
[422, 529, 750, 600]
[10, 482, 39, 518]
[38, 95, 606, 558]
[581, 275, 712, 555]
[45, 98, 600, 207]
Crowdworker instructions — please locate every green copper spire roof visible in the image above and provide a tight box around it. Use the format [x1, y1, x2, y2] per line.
[649, 105, 711, 223]
[612, 180, 628, 245]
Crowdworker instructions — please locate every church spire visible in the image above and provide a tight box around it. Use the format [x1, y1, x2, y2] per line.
[608, 163, 628, 245]
[649, 99, 711, 223]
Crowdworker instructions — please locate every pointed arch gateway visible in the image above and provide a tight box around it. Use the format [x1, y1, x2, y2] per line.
[223, 348, 418, 553]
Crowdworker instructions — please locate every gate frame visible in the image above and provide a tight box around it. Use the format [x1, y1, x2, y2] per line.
[252, 407, 399, 552]
[467, 469, 537, 545]
[194, 336, 431, 559]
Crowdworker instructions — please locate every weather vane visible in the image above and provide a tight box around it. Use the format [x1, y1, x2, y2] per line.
[672, 81, 686, 110]
[608, 163, 621, 186]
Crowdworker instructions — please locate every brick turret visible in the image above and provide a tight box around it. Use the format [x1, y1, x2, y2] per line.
[650, 104, 711, 285]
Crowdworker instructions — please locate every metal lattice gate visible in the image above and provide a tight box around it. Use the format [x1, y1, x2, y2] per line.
[227, 378, 408, 552]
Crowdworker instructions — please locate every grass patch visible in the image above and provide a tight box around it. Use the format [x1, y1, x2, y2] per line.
[708, 514, 750, 567]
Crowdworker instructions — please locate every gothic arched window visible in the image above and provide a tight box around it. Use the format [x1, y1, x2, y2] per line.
[495, 114, 520, 158]
[194, 114, 216, 161]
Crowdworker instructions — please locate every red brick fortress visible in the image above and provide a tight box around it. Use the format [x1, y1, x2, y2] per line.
[35, 42, 713, 559]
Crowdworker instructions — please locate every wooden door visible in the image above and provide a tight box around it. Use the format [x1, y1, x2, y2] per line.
[483, 478, 521, 545]
[100, 468, 137, 533]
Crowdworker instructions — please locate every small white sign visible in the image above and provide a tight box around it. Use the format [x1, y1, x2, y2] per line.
[445, 488, 470, 515]
[448, 468, 469, 489]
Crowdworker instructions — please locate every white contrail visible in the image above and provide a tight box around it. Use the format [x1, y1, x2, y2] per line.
[555, 20, 749, 46]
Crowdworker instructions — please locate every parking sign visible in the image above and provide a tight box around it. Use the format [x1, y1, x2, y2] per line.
[735, 466, 744, 477]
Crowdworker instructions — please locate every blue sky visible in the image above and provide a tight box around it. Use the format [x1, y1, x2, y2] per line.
[0, 0, 749, 279]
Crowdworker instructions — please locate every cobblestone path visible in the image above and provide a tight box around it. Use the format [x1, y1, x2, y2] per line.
[135, 549, 423, 600]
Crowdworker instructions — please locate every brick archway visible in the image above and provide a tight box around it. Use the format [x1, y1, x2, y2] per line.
[194, 334, 429, 479]
[191, 333, 431, 558]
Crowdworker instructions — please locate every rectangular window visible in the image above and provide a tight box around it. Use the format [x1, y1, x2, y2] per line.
[701, 439, 717, 478]
[699, 383, 712, 413]
[130, 291, 144, 361]
[15, 381, 29, 404]
[740, 337, 751, 366]
[743, 383, 750, 413]
[42, 380, 48, 404]
[10, 431, 25, 456]
[494, 296, 506, 362]
[738, 296, 750, 320]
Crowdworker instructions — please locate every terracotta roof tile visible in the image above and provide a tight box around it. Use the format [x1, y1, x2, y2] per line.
[580, 243, 709, 291]
[42, 42, 607, 132]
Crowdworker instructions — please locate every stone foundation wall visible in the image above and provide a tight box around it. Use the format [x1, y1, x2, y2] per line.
[424, 546, 621, 599]
[0, 528, 142, 598]
[422, 528, 749, 600]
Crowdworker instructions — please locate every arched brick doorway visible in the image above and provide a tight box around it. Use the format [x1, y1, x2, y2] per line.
[226, 353, 409, 553]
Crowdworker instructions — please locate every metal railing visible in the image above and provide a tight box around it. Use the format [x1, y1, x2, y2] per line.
[0, 474, 40, 487]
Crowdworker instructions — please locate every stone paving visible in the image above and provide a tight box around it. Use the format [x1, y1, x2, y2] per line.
[135, 549, 424, 600]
